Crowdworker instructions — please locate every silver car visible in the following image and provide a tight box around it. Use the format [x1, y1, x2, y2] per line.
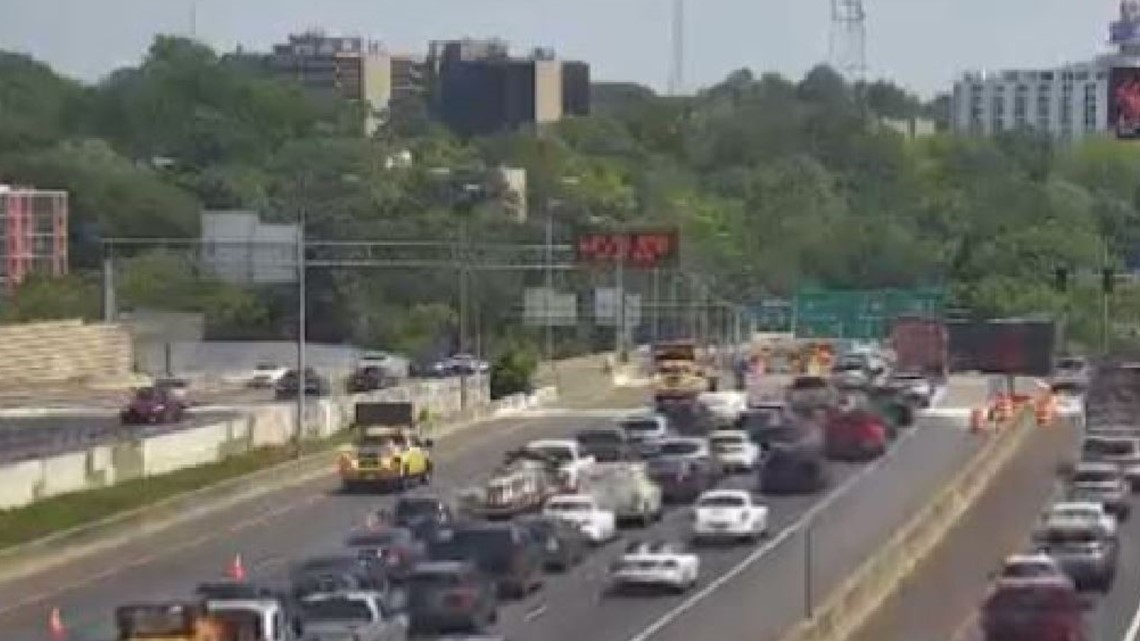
[1066, 462, 1130, 519]
[1033, 524, 1117, 592]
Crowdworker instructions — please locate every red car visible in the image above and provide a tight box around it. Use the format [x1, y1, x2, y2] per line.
[823, 409, 887, 461]
[120, 386, 184, 425]
[981, 577, 1087, 641]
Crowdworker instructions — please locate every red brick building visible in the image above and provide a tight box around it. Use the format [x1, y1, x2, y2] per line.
[0, 185, 69, 293]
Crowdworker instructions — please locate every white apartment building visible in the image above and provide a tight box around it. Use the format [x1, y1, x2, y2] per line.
[950, 60, 1112, 141]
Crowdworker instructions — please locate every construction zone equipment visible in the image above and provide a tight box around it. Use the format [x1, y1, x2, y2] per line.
[337, 402, 434, 492]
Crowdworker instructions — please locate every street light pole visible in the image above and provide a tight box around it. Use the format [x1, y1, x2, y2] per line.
[615, 242, 626, 358]
[294, 204, 307, 457]
[544, 202, 554, 363]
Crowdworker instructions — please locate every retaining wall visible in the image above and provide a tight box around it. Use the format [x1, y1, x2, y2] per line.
[0, 376, 489, 511]
[0, 320, 132, 386]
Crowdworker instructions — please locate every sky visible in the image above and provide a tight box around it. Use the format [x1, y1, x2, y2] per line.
[0, 0, 1124, 97]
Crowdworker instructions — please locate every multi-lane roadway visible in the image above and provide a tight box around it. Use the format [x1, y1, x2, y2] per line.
[0, 375, 988, 641]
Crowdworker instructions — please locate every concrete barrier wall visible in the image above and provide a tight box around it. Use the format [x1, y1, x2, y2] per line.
[0, 320, 133, 387]
[0, 375, 491, 511]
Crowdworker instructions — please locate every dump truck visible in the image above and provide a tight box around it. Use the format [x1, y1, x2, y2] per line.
[890, 316, 949, 380]
[337, 402, 434, 492]
[115, 602, 248, 641]
[652, 340, 714, 432]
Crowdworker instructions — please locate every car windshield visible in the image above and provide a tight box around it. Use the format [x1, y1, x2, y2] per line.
[1041, 528, 1098, 545]
[578, 431, 621, 445]
[300, 599, 373, 622]
[698, 494, 746, 508]
[891, 374, 925, 382]
[1083, 439, 1136, 456]
[710, 433, 744, 445]
[433, 529, 514, 557]
[1001, 562, 1055, 578]
[529, 445, 573, 462]
[659, 441, 700, 456]
[1058, 358, 1085, 370]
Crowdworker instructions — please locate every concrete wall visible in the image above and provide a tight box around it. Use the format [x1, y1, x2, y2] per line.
[0, 320, 132, 386]
[0, 375, 490, 510]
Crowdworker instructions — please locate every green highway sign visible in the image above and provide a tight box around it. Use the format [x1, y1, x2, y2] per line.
[793, 287, 946, 339]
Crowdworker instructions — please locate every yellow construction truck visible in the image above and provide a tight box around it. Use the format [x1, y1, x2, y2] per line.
[337, 401, 434, 492]
[651, 340, 715, 433]
[115, 602, 249, 641]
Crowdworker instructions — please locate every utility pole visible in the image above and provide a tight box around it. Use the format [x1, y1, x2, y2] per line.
[294, 203, 307, 456]
[544, 200, 554, 363]
[651, 267, 661, 344]
[102, 245, 116, 322]
[615, 243, 626, 358]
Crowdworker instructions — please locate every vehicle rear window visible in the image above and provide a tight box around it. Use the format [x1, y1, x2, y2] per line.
[987, 586, 1076, 613]
[1041, 528, 1098, 545]
[434, 529, 515, 557]
[659, 441, 700, 456]
[697, 495, 746, 508]
[396, 499, 440, 520]
[300, 599, 373, 622]
[577, 431, 621, 445]
[1001, 562, 1055, 579]
[621, 419, 660, 433]
[1073, 469, 1118, 483]
[1083, 439, 1137, 457]
[710, 433, 745, 445]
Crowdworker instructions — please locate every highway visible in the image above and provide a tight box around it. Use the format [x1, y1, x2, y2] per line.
[0, 376, 986, 641]
[0, 410, 238, 464]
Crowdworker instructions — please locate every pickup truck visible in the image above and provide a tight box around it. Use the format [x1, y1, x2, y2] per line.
[298, 591, 407, 641]
[524, 439, 596, 491]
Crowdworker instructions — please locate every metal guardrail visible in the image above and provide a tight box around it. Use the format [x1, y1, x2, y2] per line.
[778, 403, 1038, 641]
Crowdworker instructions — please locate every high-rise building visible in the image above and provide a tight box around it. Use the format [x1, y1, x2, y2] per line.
[430, 39, 590, 136]
[949, 2, 1140, 141]
[261, 31, 425, 135]
[0, 185, 68, 293]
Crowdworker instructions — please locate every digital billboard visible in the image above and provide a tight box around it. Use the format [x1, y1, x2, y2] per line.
[1109, 66, 1140, 140]
[575, 230, 680, 268]
[947, 319, 1056, 377]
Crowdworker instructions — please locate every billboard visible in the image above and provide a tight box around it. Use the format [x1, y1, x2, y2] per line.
[575, 230, 680, 269]
[1109, 66, 1140, 140]
[594, 288, 642, 327]
[522, 287, 578, 327]
[947, 319, 1056, 377]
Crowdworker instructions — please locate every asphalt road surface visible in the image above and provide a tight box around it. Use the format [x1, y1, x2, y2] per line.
[0, 378, 984, 641]
[0, 410, 236, 464]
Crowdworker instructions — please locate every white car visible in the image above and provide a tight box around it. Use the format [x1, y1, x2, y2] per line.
[608, 540, 700, 593]
[1042, 501, 1118, 539]
[238, 362, 290, 389]
[697, 391, 747, 426]
[995, 553, 1071, 586]
[707, 430, 761, 473]
[888, 372, 934, 406]
[691, 489, 769, 543]
[1082, 435, 1140, 490]
[525, 439, 596, 490]
[619, 413, 670, 456]
[543, 493, 617, 544]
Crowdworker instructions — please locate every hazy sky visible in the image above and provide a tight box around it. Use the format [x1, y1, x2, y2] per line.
[0, 0, 1123, 96]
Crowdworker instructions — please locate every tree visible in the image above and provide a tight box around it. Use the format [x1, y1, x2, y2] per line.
[2, 274, 100, 322]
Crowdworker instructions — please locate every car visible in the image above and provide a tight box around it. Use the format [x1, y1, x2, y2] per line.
[524, 439, 596, 491]
[275, 368, 331, 400]
[153, 377, 192, 409]
[823, 409, 889, 461]
[578, 462, 664, 526]
[120, 386, 184, 425]
[759, 442, 829, 495]
[427, 523, 544, 599]
[646, 456, 717, 504]
[1081, 435, 1140, 490]
[388, 496, 456, 541]
[886, 372, 933, 408]
[297, 591, 408, 641]
[690, 489, 769, 544]
[1032, 523, 1118, 592]
[618, 413, 670, 457]
[994, 553, 1071, 587]
[357, 351, 409, 379]
[202, 589, 299, 641]
[405, 561, 498, 635]
[339, 425, 434, 493]
[607, 540, 700, 594]
[831, 356, 871, 389]
[289, 554, 393, 601]
[980, 576, 1087, 641]
[346, 527, 428, 582]
[1041, 501, 1117, 540]
[574, 427, 634, 462]
[1065, 462, 1131, 519]
[787, 376, 838, 414]
[696, 391, 748, 429]
[541, 494, 618, 544]
[1053, 355, 1091, 389]
[655, 436, 713, 463]
[515, 515, 590, 572]
[347, 366, 400, 394]
[708, 429, 761, 473]
[242, 362, 290, 389]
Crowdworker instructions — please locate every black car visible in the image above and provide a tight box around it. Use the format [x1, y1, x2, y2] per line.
[274, 368, 331, 400]
[427, 524, 544, 598]
[515, 515, 589, 572]
[347, 366, 399, 394]
[406, 561, 499, 635]
[787, 376, 837, 415]
[739, 409, 804, 453]
[646, 456, 716, 504]
[345, 527, 428, 581]
[759, 442, 829, 495]
[289, 554, 392, 600]
[575, 427, 634, 460]
[389, 495, 456, 541]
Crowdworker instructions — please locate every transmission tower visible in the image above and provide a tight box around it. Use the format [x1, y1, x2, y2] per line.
[828, 0, 867, 81]
[668, 0, 685, 95]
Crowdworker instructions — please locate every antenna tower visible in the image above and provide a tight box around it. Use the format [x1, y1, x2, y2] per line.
[668, 0, 685, 95]
[828, 0, 866, 81]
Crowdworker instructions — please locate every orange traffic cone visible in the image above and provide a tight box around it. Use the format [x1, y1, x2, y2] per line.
[49, 607, 66, 641]
[226, 553, 246, 581]
[969, 407, 986, 433]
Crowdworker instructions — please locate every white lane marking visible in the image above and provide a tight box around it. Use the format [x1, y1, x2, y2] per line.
[620, 423, 927, 641]
[1119, 569, 1140, 640]
[524, 604, 549, 622]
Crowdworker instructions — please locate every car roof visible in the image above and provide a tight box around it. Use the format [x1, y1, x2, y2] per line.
[698, 489, 750, 501]
[623, 540, 680, 554]
[709, 430, 748, 439]
[1049, 501, 1104, 512]
[1074, 461, 1120, 473]
[300, 590, 381, 602]
[1084, 434, 1139, 444]
[527, 439, 577, 448]
[1004, 553, 1055, 565]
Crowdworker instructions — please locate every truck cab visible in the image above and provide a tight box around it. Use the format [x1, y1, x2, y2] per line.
[338, 402, 434, 492]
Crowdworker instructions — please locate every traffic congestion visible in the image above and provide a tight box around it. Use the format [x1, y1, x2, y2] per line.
[96, 338, 943, 641]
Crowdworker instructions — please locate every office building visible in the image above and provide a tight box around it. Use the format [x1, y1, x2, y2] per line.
[200, 210, 299, 286]
[949, 2, 1140, 140]
[0, 185, 68, 293]
[431, 40, 590, 136]
[261, 31, 425, 135]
